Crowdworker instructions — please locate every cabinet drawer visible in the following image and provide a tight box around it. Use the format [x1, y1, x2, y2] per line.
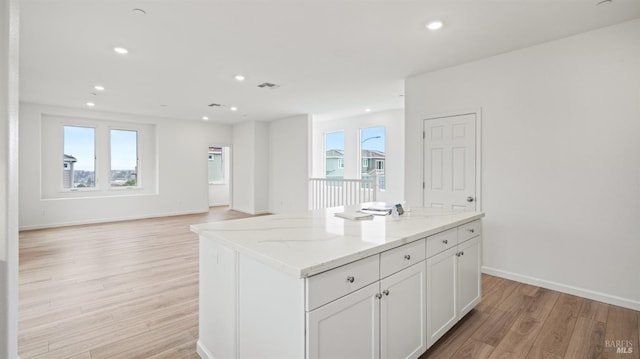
[426, 228, 458, 258]
[380, 239, 426, 278]
[458, 220, 481, 243]
[306, 254, 380, 311]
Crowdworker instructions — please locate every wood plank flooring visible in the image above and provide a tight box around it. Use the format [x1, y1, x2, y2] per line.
[19, 208, 640, 358]
[421, 276, 640, 359]
[19, 207, 255, 359]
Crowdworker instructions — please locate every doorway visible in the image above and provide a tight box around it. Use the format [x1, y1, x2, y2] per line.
[423, 112, 481, 211]
[208, 145, 232, 207]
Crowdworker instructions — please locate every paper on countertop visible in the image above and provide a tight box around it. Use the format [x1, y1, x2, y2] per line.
[334, 211, 374, 220]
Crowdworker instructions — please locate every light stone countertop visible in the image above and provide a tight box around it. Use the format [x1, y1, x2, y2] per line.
[191, 205, 485, 278]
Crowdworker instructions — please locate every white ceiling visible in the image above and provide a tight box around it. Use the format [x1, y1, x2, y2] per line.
[19, 0, 640, 124]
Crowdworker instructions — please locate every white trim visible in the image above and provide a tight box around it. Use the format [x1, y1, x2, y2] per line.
[482, 266, 640, 311]
[196, 339, 214, 359]
[6, 0, 20, 356]
[18, 208, 208, 231]
[108, 127, 140, 189]
[421, 108, 483, 211]
[230, 206, 270, 216]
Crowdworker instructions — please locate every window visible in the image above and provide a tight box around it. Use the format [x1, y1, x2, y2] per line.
[325, 131, 344, 179]
[110, 129, 138, 187]
[63, 126, 96, 189]
[360, 126, 385, 190]
[208, 147, 224, 183]
[44, 115, 156, 199]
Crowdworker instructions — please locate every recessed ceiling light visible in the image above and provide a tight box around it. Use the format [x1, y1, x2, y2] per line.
[113, 47, 129, 55]
[426, 21, 443, 31]
[230, 107, 238, 111]
[365, 108, 372, 112]
[202, 116, 209, 121]
[234, 75, 245, 82]
[94, 85, 105, 91]
[86, 102, 95, 107]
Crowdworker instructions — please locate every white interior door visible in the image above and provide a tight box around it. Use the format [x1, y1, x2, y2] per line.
[423, 113, 477, 211]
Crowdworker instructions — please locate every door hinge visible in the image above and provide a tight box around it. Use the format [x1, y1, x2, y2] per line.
[423, 131, 425, 139]
[422, 182, 425, 189]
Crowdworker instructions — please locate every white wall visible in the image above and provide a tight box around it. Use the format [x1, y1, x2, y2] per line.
[232, 120, 269, 214]
[208, 146, 231, 206]
[1, 0, 19, 356]
[405, 19, 640, 309]
[269, 114, 310, 213]
[312, 109, 404, 203]
[19, 103, 233, 229]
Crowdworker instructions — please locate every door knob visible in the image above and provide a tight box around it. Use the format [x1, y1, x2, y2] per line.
[466, 196, 474, 202]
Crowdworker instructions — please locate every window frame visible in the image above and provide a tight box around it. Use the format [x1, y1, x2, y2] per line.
[43, 114, 156, 200]
[208, 146, 225, 185]
[324, 130, 345, 179]
[359, 126, 386, 191]
[61, 124, 98, 192]
[108, 127, 140, 190]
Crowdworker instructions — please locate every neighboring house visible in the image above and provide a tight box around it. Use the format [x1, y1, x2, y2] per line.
[325, 149, 344, 178]
[361, 149, 385, 189]
[361, 149, 385, 174]
[63, 154, 77, 189]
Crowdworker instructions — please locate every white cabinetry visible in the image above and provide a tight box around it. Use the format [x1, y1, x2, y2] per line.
[380, 262, 427, 359]
[307, 240, 427, 359]
[307, 283, 380, 359]
[195, 212, 484, 359]
[426, 220, 482, 347]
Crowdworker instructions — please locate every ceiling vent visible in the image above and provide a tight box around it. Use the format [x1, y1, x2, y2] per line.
[257, 82, 280, 89]
[208, 103, 222, 107]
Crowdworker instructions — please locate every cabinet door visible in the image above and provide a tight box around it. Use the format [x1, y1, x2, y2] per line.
[426, 246, 458, 348]
[457, 236, 481, 317]
[380, 262, 427, 359]
[307, 282, 380, 359]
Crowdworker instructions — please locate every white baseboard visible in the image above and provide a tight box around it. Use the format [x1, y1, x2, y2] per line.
[482, 266, 640, 311]
[19, 209, 209, 231]
[196, 340, 213, 359]
[230, 206, 270, 215]
[209, 202, 230, 207]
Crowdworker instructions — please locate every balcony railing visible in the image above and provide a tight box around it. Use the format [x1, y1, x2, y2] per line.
[309, 175, 377, 210]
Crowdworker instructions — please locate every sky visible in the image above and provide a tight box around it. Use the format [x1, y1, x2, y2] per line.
[64, 126, 137, 171]
[325, 126, 385, 152]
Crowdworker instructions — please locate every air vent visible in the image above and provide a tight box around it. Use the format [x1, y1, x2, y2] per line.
[208, 103, 222, 107]
[257, 82, 280, 89]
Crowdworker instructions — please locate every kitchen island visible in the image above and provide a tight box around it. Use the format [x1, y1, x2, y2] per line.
[191, 206, 485, 359]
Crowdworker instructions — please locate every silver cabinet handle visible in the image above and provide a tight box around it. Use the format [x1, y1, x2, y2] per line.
[467, 196, 474, 202]
[468, 228, 475, 233]
[442, 239, 448, 244]
[404, 254, 411, 260]
[461, 251, 464, 256]
[456, 252, 461, 257]
[382, 289, 389, 296]
[375, 293, 382, 299]
[346, 276, 355, 283]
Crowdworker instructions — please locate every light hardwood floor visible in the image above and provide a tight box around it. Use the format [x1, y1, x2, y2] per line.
[19, 208, 640, 359]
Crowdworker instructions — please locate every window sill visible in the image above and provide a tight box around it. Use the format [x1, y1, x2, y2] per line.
[109, 186, 144, 191]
